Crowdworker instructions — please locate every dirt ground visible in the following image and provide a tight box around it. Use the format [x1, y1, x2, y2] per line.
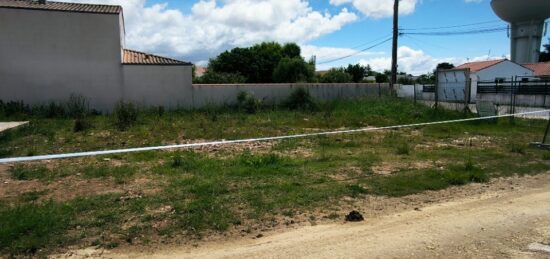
[50, 172, 550, 259]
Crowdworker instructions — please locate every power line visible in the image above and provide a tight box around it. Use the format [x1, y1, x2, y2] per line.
[401, 26, 508, 36]
[317, 37, 393, 65]
[401, 20, 504, 31]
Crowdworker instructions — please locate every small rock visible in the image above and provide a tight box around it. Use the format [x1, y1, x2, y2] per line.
[345, 211, 364, 222]
[256, 234, 264, 238]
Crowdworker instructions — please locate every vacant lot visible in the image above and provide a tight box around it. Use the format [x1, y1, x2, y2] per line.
[1, 96, 549, 257]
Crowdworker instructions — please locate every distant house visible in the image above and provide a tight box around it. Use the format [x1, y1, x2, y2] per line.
[194, 66, 208, 78]
[0, 0, 193, 110]
[453, 59, 534, 82]
[437, 59, 534, 101]
[523, 62, 550, 79]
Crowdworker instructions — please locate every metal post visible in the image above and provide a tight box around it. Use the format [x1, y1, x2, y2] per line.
[543, 114, 550, 144]
[434, 70, 439, 108]
[390, 0, 399, 95]
[413, 84, 417, 105]
[509, 77, 515, 124]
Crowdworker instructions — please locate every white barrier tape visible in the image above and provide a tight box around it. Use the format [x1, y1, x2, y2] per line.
[1, 110, 548, 164]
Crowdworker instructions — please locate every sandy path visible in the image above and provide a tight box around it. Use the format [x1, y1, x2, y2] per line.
[105, 178, 550, 259]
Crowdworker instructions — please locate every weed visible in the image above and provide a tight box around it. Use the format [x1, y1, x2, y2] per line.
[396, 142, 410, 155]
[66, 94, 89, 119]
[237, 91, 262, 114]
[10, 166, 50, 181]
[283, 87, 318, 111]
[114, 101, 138, 131]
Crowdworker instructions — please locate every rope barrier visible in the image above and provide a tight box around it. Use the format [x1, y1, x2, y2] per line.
[1, 110, 548, 164]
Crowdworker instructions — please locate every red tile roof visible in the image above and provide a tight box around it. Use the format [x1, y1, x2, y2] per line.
[0, 0, 122, 14]
[454, 59, 506, 72]
[523, 62, 550, 77]
[123, 49, 191, 66]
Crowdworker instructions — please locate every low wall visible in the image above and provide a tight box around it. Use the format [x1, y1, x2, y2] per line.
[191, 83, 391, 107]
[478, 93, 550, 107]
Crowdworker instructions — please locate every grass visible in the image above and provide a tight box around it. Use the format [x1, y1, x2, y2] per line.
[1, 96, 549, 256]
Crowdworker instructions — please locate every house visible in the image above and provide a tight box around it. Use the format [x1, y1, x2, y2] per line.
[450, 59, 534, 101]
[194, 66, 208, 78]
[0, 0, 193, 110]
[523, 62, 550, 79]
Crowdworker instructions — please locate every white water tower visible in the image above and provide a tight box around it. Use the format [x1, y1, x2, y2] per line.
[491, 0, 550, 63]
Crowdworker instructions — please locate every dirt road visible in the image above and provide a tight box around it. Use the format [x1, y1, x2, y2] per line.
[61, 174, 550, 258]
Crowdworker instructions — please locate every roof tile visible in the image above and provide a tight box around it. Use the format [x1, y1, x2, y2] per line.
[0, 0, 121, 14]
[123, 49, 191, 66]
[523, 62, 550, 77]
[455, 59, 506, 73]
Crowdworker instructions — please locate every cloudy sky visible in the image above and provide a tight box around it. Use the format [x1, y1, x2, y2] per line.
[62, 0, 548, 75]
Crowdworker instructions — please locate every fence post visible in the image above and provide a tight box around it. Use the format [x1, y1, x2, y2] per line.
[378, 83, 381, 98]
[434, 73, 439, 109]
[509, 77, 515, 124]
[545, 80, 548, 107]
[413, 84, 417, 105]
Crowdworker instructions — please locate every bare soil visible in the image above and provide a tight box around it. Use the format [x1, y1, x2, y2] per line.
[52, 172, 550, 259]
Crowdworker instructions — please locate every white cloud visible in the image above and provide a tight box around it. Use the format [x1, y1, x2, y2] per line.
[356, 46, 506, 75]
[330, 0, 418, 19]
[60, 0, 358, 63]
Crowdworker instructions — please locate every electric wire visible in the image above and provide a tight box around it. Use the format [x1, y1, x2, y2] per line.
[317, 37, 393, 65]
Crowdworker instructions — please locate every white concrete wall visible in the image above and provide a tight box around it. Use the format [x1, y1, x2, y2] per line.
[0, 8, 124, 110]
[122, 65, 193, 108]
[191, 83, 390, 107]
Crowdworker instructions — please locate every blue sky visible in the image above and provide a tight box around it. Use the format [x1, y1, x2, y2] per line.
[67, 0, 548, 75]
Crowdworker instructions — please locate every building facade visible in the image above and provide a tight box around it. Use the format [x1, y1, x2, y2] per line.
[0, 0, 193, 111]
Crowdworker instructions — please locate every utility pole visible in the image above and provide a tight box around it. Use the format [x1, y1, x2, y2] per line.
[390, 0, 399, 94]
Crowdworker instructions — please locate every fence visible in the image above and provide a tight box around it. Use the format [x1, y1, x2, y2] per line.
[478, 80, 550, 95]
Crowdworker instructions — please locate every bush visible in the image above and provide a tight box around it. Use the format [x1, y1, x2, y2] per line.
[73, 118, 92, 133]
[196, 71, 247, 84]
[0, 101, 29, 117]
[66, 94, 89, 119]
[320, 68, 353, 83]
[283, 87, 318, 111]
[272, 57, 315, 83]
[114, 101, 138, 131]
[236, 92, 262, 114]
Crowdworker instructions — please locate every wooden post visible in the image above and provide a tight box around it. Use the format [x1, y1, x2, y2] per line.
[413, 84, 417, 105]
[390, 0, 399, 95]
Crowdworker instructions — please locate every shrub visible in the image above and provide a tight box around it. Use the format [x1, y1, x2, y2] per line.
[396, 142, 410, 155]
[1, 101, 29, 117]
[236, 92, 262, 114]
[196, 71, 247, 84]
[272, 57, 315, 83]
[283, 87, 318, 111]
[73, 119, 92, 133]
[320, 68, 353, 83]
[114, 101, 138, 131]
[66, 94, 89, 119]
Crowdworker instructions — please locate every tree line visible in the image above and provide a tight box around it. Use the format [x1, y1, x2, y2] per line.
[193, 41, 457, 84]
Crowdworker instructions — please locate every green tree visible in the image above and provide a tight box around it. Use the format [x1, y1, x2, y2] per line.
[320, 68, 353, 83]
[207, 42, 314, 83]
[436, 62, 455, 70]
[195, 71, 247, 84]
[375, 73, 389, 83]
[273, 57, 314, 83]
[282, 43, 301, 59]
[540, 38, 550, 62]
[345, 64, 367, 83]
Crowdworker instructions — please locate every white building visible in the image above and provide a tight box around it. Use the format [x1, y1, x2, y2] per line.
[0, 0, 193, 111]
[457, 59, 535, 101]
